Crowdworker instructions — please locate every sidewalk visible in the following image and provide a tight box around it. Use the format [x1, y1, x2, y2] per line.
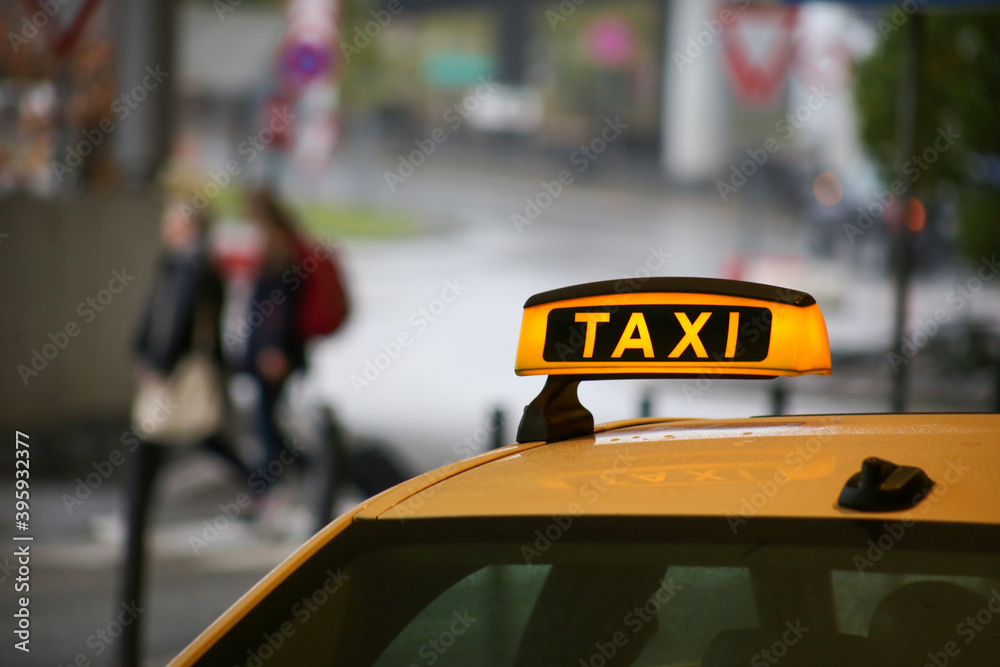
[2, 451, 321, 667]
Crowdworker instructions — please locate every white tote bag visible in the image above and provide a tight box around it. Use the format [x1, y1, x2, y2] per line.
[132, 283, 226, 447]
[132, 352, 225, 447]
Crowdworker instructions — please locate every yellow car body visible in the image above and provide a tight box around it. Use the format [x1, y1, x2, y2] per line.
[171, 279, 1000, 667]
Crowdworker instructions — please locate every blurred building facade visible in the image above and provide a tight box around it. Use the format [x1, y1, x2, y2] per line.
[0, 0, 917, 436]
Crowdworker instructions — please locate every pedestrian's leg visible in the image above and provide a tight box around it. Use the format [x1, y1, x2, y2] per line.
[200, 432, 252, 480]
[254, 378, 286, 487]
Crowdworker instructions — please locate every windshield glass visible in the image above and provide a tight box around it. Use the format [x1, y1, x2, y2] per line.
[195, 517, 1000, 666]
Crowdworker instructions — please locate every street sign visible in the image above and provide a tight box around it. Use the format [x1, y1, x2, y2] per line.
[19, 0, 103, 58]
[272, 0, 341, 172]
[719, 6, 799, 107]
[279, 0, 339, 91]
[280, 41, 333, 87]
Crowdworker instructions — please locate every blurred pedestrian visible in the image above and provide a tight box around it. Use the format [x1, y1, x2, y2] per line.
[132, 201, 233, 458]
[243, 188, 309, 473]
[122, 200, 236, 667]
[242, 187, 351, 475]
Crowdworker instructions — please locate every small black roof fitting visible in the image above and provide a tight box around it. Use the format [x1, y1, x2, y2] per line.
[838, 457, 935, 512]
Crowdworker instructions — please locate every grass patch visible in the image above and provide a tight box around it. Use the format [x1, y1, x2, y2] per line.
[216, 191, 417, 240]
[173, 175, 418, 239]
[291, 201, 418, 239]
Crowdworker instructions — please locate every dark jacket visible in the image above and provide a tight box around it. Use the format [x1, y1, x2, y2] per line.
[134, 246, 224, 374]
[243, 268, 306, 376]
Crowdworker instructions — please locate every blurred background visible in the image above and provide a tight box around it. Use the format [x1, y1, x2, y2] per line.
[1, 0, 999, 664]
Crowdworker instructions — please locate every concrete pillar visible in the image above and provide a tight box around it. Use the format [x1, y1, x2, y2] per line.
[661, 0, 729, 183]
[113, 0, 177, 186]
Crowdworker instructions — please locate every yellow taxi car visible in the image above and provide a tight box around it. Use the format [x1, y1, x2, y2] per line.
[171, 278, 1000, 667]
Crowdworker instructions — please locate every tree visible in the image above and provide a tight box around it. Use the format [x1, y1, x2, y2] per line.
[854, 13, 1000, 263]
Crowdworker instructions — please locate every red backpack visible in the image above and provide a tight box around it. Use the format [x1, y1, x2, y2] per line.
[293, 240, 350, 340]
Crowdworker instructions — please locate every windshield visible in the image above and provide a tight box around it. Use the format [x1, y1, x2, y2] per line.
[194, 517, 1000, 666]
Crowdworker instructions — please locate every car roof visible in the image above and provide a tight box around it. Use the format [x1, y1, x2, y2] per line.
[361, 413, 1000, 525]
[169, 412, 1000, 665]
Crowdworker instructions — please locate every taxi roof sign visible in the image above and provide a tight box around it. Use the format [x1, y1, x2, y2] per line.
[515, 278, 831, 443]
[515, 277, 831, 379]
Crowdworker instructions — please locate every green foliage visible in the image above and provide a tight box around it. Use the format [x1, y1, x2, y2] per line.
[338, 0, 393, 112]
[854, 14, 1000, 262]
[339, 4, 499, 113]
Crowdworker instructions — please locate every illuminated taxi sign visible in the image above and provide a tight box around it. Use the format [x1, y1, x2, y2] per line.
[544, 305, 771, 363]
[516, 278, 831, 378]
